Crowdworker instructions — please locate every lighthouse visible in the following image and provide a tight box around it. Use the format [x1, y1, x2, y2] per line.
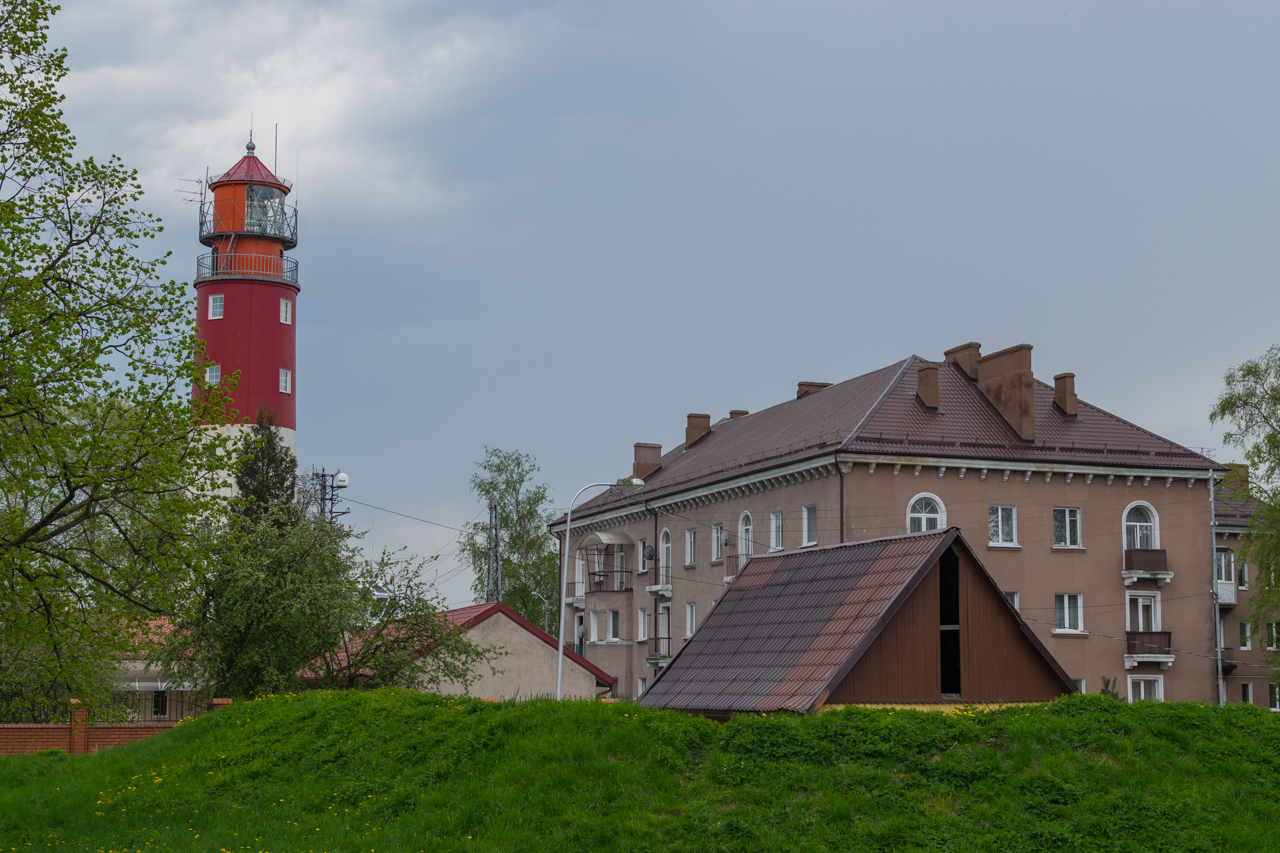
[194, 138, 299, 451]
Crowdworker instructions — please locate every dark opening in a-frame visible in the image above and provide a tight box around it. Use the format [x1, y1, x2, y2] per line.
[939, 548, 961, 697]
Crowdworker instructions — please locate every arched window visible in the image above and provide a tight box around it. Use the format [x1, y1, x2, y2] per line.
[739, 512, 754, 557]
[908, 494, 945, 533]
[660, 529, 672, 584]
[1125, 504, 1156, 550]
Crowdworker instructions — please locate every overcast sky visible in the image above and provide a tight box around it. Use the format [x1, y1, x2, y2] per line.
[53, 0, 1280, 607]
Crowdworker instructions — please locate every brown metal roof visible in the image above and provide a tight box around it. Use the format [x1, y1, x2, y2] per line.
[564, 354, 1221, 523]
[638, 530, 963, 714]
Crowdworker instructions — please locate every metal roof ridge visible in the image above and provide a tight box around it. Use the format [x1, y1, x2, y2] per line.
[839, 356, 914, 449]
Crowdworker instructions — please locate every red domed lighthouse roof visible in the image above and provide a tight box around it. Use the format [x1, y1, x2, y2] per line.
[209, 139, 292, 191]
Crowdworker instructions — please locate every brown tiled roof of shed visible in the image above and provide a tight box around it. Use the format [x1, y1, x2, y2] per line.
[638, 530, 940, 713]
[564, 354, 1221, 522]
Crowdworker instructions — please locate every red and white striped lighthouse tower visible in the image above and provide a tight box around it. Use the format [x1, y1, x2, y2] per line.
[194, 138, 300, 451]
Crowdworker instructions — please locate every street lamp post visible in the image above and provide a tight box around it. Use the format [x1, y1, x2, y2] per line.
[556, 478, 643, 700]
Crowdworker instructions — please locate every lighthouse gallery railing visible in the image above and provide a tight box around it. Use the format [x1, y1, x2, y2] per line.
[195, 252, 298, 284]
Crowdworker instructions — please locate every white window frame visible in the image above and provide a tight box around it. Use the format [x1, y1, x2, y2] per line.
[1238, 560, 1249, 590]
[607, 609, 620, 641]
[988, 504, 1017, 546]
[588, 610, 598, 642]
[1125, 591, 1161, 632]
[574, 613, 584, 645]
[279, 368, 292, 394]
[1054, 593, 1084, 633]
[1242, 681, 1253, 706]
[906, 493, 946, 533]
[1003, 591, 1020, 612]
[1268, 622, 1279, 652]
[279, 297, 292, 325]
[1128, 674, 1163, 703]
[574, 549, 585, 586]
[637, 608, 648, 641]
[205, 364, 221, 385]
[738, 512, 753, 557]
[208, 293, 225, 320]
[1122, 501, 1159, 550]
[1073, 678, 1086, 693]
[802, 504, 818, 546]
[1270, 683, 1280, 712]
[770, 512, 784, 551]
[637, 539, 648, 574]
[711, 526, 723, 562]
[684, 529, 696, 567]
[685, 602, 696, 638]
[637, 677, 647, 697]
[659, 529, 672, 583]
[1214, 550, 1235, 584]
[1240, 621, 1251, 651]
[1052, 507, 1082, 548]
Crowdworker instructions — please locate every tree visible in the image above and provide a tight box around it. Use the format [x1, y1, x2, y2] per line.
[461, 448, 560, 633]
[234, 406, 297, 520]
[0, 0, 236, 708]
[1210, 344, 1280, 677]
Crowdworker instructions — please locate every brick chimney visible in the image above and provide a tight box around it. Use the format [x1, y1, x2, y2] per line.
[1053, 373, 1077, 416]
[944, 342, 982, 379]
[917, 363, 939, 409]
[797, 381, 832, 399]
[729, 409, 748, 419]
[976, 344, 1035, 441]
[685, 413, 711, 447]
[633, 443, 662, 480]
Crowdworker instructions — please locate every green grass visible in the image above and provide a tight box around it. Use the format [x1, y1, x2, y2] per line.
[2, 691, 1279, 852]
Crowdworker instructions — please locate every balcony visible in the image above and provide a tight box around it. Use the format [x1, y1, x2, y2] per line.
[564, 581, 585, 610]
[646, 634, 672, 667]
[722, 553, 747, 585]
[645, 569, 672, 598]
[589, 569, 632, 594]
[1122, 549, 1173, 587]
[196, 252, 298, 285]
[1124, 631, 1174, 670]
[200, 200, 298, 249]
[1215, 580, 1237, 608]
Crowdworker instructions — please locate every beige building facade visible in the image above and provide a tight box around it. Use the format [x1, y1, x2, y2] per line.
[553, 341, 1276, 706]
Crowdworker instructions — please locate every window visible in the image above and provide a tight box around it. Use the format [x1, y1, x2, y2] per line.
[659, 530, 672, 584]
[908, 495, 943, 533]
[152, 691, 168, 718]
[1053, 507, 1081, 547]
[280, 298, 292, 324]
[711, 526, 723, 562]
[637, 608, 648, 641]
[988, 505, 1016, 545]
[638, 538, 648, 573]
[1003, 591, 1020, 612]
[279, 368, 292, 394]
[208, 294, 224, 319]
[1268, 622, 1279, 652]
[685, 602, 696, 637]
[1239, 561, 1249, 590]
[1055, 594, 1083, 632]
[803, 505, 818, 546]
[739, 513, 753, 557]
[684, 529, 696, 567]
[1128, 594, 1157, 632]
[574, 549, 585, 589]
[1240, 621, 1252, 651]
[1215, 551, 1235, 584]
[1271, 683, 1280, 711]
[1124, 505, 1155, 549]
[613, 548, 626, 590]
[637, 677, 647, 697]
[1242, 682, 1253, 706]
[770, 512, 784, 551]
[588, 611, 598, 642]
[1129, 675, 1163, 702]
[1072, 678, 1086, 693]
[607, 610, 620, 641]
[594, 549, 605, 579]
[205, 364, 221, 385]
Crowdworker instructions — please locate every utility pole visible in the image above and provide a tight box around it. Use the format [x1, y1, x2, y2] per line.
[314, 468, 350, 524]
[486, 501, 502, 602]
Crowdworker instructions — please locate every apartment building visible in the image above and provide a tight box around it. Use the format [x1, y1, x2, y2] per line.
[552, 341, 1257, 705]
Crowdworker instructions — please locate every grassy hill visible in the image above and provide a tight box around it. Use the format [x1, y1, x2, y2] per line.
[2, 690, 1279, 852]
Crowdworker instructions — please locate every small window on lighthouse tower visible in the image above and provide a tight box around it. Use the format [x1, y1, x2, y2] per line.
[279, 368, 292, 394]
[209, 294, 224, 320]
[280, 298, 292, 325]
[205, 365, 221, 386]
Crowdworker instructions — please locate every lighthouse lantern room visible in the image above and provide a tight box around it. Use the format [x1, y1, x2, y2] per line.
[194, 138, 299, 451]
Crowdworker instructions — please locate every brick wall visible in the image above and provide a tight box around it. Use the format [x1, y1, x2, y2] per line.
[0, 698, 230, 755]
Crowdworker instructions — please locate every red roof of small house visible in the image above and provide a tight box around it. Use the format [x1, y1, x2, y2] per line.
[444, 601, 616, 687]
[209, 143, 291, 191]
[639, 529, 1074, 714]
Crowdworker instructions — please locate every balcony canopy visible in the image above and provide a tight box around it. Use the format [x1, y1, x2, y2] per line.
[576, 531, 633, 550]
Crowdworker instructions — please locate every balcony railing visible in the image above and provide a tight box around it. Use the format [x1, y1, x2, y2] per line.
[564, 581, 585, 600]
[648, 635, 672, 659]
[1215, 580, 1237, 607]
[196, 252, 298, 284]
[1122, 549, 1173, 587]
[589, 569, 632, 593]
[1126, 631, 1171, 656]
